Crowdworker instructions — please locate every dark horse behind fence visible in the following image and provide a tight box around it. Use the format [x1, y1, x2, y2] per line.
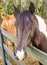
[13, 2, 47, 64]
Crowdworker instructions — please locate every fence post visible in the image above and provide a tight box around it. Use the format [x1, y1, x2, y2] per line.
[0, 29, 6, 65]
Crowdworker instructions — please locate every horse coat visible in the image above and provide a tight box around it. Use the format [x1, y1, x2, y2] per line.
[13, 3, 47, 62]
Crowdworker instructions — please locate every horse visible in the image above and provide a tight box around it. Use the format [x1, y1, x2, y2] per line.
[1, 14, 17, 51]
[13, 2, 47, 64]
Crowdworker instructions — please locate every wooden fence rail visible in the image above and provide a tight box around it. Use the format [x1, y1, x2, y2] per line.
[0, 28, 47, 65]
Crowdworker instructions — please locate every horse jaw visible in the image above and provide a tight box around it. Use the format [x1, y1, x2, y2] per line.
[35, 15, 47, 37]
[15, 49, 25, 60]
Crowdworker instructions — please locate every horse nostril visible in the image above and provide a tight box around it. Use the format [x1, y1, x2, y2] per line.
[16, 56, 19, 60]
[23, 52, 27, 60]
[14, 51, 19, 60]
[25, 52, 27, 58]
[14, 50, 17, 55]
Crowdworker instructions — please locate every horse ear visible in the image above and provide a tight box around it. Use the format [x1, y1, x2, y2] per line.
[11, 14, 14, 17]
[29, 2, 35, 14]
[13, 4, 20, 16]
[1, 16, 5, 20]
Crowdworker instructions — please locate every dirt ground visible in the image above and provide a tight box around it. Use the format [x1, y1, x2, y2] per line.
[0, 51, 40, 65]
[8, 53, 40, 65]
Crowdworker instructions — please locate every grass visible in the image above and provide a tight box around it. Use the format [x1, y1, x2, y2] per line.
[0, 17, 2, 27]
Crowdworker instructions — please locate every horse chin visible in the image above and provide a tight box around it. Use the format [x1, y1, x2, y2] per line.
[14, 49, 27, 61]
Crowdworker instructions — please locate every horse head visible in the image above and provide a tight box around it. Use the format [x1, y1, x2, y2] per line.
[13, 2, 38, 60]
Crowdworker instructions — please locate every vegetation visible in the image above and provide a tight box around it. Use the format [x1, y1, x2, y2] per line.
[0, 0, 47, 25]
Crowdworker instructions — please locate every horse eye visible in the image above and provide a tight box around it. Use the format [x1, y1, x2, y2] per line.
[14, 21, 19, 27]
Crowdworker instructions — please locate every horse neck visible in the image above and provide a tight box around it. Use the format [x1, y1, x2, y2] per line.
[29, 13, 38, 40]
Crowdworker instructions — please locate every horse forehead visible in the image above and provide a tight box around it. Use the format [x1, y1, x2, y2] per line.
[25, 16, 30, 21]
[20, 10, 29, 17]
[17, 13, 30, 24]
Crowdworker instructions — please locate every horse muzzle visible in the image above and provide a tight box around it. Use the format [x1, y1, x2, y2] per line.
[14, 49, 27, 61]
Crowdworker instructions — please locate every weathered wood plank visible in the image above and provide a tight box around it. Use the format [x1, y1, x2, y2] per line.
[0, 51, 4, 56]
[1, 28, 19, 45]
[3, 44, 26, 65]
[5, 58, 12, 65]
[26, 45, 47, 65]
[0, 29, 6, 65]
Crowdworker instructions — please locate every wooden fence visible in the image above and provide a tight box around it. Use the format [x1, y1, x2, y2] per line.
[0, 28, 47, 65]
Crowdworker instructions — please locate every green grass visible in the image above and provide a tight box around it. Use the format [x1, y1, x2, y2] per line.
[0, 18, 2, 27]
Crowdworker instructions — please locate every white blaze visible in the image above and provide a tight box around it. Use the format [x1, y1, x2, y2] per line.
[16, 49, 25, 60]
[35, 15, 47, 37]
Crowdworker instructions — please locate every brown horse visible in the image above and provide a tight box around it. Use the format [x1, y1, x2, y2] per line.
[1, 14, 17, 51]
[13, 2, 47, 64]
